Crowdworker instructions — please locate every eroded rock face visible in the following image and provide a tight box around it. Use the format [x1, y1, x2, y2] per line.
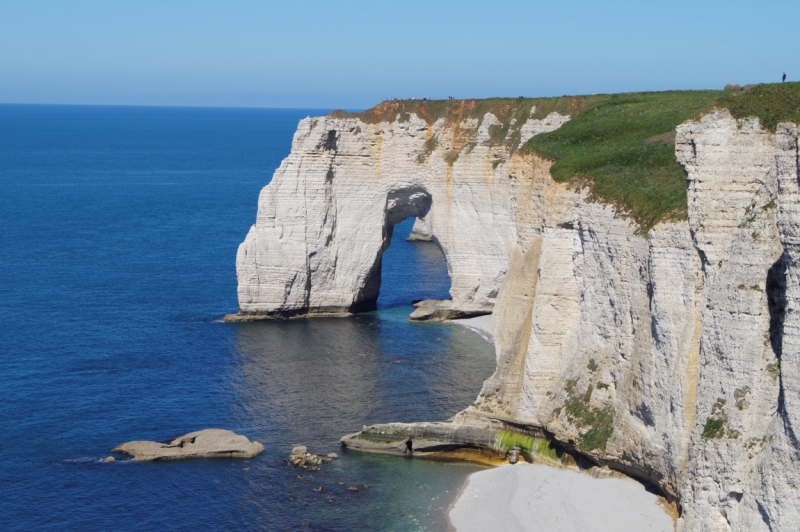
[458, 155, 702, 501]
[229, 109, 569, 320]
[461, 109, 799, 530]
[112, 429, 264, 461]
[232, 103, 800, 530]
[675, 111, 798, 531]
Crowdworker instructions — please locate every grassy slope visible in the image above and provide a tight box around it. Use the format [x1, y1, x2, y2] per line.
[331, 84, 800, 232]
[521, 90, 725, 232]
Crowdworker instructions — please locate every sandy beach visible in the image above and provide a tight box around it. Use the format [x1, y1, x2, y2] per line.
[449, 462, 674, 532]
[451, 315, 493, 343]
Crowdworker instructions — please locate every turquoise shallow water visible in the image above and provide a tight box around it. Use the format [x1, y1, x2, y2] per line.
[0, 104, 495, 531]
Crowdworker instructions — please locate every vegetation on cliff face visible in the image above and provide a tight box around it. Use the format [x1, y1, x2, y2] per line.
[330, 84, 800, 233]
[701, 398, 740, 439]
[558, 377, 616, 453]
[331, 96, 581, 154]
[495, 430, 562, 462]
[330, 96, 577, 127]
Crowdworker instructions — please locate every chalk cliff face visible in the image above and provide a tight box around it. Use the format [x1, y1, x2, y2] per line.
[233, 106, 568, 318]
[233, 104, 800, 531]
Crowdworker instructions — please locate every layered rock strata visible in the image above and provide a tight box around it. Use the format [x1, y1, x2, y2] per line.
[232, 102, 800, 531]
[227, 107, 569, 320]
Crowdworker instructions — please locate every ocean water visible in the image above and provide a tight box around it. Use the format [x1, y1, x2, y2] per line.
[0, 105, 496, 531]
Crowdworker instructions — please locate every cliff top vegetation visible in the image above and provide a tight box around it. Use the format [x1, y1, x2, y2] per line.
[708, 81, 800, 132]
[330, 83, 800, 233]
[330, 96, 577, 127]
[521, 90, 725, 232]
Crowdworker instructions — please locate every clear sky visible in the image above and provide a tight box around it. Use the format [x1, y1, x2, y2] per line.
[0, 0, 797, 109]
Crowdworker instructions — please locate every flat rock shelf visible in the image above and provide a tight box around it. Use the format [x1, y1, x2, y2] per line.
[112, 429, 264, 462]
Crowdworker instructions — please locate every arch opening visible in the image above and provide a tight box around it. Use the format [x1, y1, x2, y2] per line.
[356, 188, 452, 311]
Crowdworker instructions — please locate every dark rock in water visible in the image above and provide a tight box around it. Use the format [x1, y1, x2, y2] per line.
[288, 445, 335, 470]
[112, 429, 264, 462]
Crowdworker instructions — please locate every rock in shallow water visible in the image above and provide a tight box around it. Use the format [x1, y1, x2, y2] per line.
[112, 429, 264, 462]
[288, 445, 335, 470]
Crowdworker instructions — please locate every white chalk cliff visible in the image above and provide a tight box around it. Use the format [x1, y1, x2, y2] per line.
[232, 102, 800, 531]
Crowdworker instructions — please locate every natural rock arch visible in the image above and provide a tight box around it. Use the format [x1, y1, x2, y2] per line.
[357, 188, 435, 308]
[230, 113, 522, 321]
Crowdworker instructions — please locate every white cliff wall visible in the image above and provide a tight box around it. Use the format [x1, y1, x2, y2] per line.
[234, 109, 567, 317]
[464, 109, 800, 530]
[675, 111, 798, 531]
[463, 152, 703, 498]
[234, 104, 800, 530]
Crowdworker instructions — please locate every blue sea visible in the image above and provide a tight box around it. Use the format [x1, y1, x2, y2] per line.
[0, 105, 496, 531]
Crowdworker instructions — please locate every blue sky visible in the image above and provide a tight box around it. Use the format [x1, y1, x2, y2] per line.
[0, 0, 797, 109]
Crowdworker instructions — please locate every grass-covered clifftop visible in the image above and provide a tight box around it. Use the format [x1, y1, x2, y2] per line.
[331, 83, 800, 232]
[521, 90, 725, 232]
[705, 81, 800, 132]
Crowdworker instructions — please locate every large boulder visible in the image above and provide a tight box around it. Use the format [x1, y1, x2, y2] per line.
[112, 429, 264, 462]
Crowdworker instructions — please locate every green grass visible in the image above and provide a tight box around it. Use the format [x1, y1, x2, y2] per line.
[330, 96, 586, 154]
[701, 398, 739, 439]
[520, 90, 726, 232]
[706, 82, 800, 132]
[734, 387, 751, 411]
[330, 96, 582, 128]
[702, 417, 725, 439]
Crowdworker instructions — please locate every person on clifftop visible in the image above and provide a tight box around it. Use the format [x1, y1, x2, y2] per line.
[404, 438, 413, 454]
[783, 72, 787, 82]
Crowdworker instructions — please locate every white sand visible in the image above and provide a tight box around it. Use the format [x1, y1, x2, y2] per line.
[451, 315, 493, 343]
[449, 463, 674, 532]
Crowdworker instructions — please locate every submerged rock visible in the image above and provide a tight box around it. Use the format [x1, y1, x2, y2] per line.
[112, 429, 264, 462]
[100, 456, 115, 463]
